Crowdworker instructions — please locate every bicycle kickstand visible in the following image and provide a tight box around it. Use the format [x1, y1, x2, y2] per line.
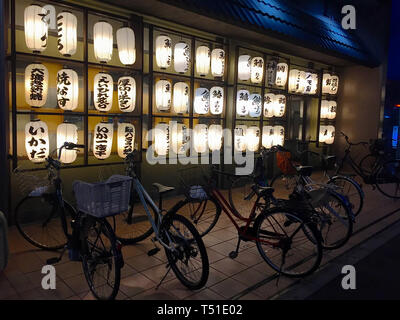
[229, 238, 241, 259]
[46, 245, 68, 265]
[155, 264, 172, 290]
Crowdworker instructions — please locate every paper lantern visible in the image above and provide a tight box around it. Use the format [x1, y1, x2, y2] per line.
[210, 86, 224, 115]
[251, 57, 264, 84]
[330, 75, 339, 95]
[262, 126, 285, 148]
[274, 95, 286, 117]
[24, 5, 48, 53]
[234, 125, 247, 152]
[289, 69, 306, 93]
[173, 82, 189, 114]
[319, 125, 335, 145]
[174, 41, 190, 74]
[155, 35, 172, 69]
[266, 60, 277, 86]
[94, 73, 113, 112]
[117, 123, 135, 158]
[196, 46, 210, 76]
[118, 76, 136, 112]
[116, 27, 136, 65]
[211, 48, 225, 77]
[57, 69, 79, 111]
[274, 126, 285, 146]
[170, 122, 188, 155]
[208, 124, 223, 151]
[249, 93, 262, 118]
[93, 21, 113, 63]
[93, 122, 113, 160]
[57, 11, 77, 57]
[25, 64, 49, 107]
[194, 88, 210, 114]
[154, 123, 169, 156]
[275, 63, 288, 87]
[155, 80, 171, 111]
[246, 126, 260, 152]
[303, 72, 318, 95]
[57, 123, 78, 164]
[193, 124, 208, 153]
[236, 90, 250, 116]
[263, 93, 275, 118]
[25, 120, 49, 163]
[322, 74, 331, 94]
[238, 55, 251, 81]
[321, 100, 337, 120]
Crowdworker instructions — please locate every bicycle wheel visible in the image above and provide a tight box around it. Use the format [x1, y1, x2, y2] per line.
[328, 176, 364, 216]
[81, 216, 122, 300]
[161, 214, 209, 290]
[359, 154, 379, 176]
[375, 160, 400, 199]
[172, 198, 221, 237]
[228, 175, 256, 216]
[270, 173, 297, 199]
[15, 195, 75, 250]
[254, 207, 322, 278]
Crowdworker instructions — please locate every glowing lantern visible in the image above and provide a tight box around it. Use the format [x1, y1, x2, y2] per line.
[170, 122, 188, 155]
[263, 93, 275, 118]
[330, 75, 339, 95]
[57, 123, 78, 164]
[236, 90, 249, 116]
[155, 35, 172, 69]
[116, 27, 136, 65]
[246, 126, 260, 152]
[322, 74, 331, 94]
[262, 126, 274, 149]
[274, 95, 286, 117]
[57, 11, 77, 57]
[154, 123, 169, 156]
[303, 72, 318, 95]
[94, 72, 113, 112]
[155, 80, 171, 111]
[194, 88, 210, 114]
[24, 5, 48, 53]
[25, 120, 49, 163]
[319, 125, 335, 145]
[210, 86, 224, 115]
[173, 82, 189, 114]
[174, 41, 190, 74]
[289, 69, 306, 93]
[274, 126, 285, 146]
[234, 125, 247, 152]
[193, 124, 208, 153]
[321, 100, 337, 120]
[251, 57, 264, 84]
[25, 63, 49, 107]
[117, 123, 135, 158]
[57, 69, 78, 111]
[93, 21, 113, 63]
[249, 93, 262, 118]
[266, 60, 277, 86]
[238, 55, 251, 81]
[196, 46, 210, 76]
[93, 122, 113, 160]
[118, 76, 136, 112]
[275, 63, 288, 87]
[211, 48, 225, 77]
[208, 124, 223, 151]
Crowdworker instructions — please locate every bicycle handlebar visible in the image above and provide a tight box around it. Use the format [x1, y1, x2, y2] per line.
[340, 132, 368, 147]
[46, 142, 85, 170]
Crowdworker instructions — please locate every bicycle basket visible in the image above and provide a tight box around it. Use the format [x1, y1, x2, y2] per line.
[178, 166, 211, 200]
[73, 175, 132, 218]
[276, 151, 297, 175]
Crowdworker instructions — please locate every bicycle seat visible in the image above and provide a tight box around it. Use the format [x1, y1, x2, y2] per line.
[323, 155, 336, 162]
[296, 166, 313, 176]
[152, 183, 175, 195]
[253, 186, 275, 198]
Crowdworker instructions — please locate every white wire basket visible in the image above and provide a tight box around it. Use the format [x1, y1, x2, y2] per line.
[73, 175, 133, 218]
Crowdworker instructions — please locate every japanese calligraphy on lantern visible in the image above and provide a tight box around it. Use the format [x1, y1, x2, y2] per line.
[234, 125, 247, 152]
[57, 69, 78, 111]
[194, 88, 210, 114]
[275, 63, 288, 87]
[249, 93, 262, 118]
[25, 64, 49, 107]
[118, 76, 136, 112]
[210, 86, 224, 115]
[118, 123, 135, 158]
[25, 120, 49, 163]
[322, 74, 340, 95]
[251, 57, 264, 84]
[236, 90, 250, 116]
[266, 60, 277, 86]
[94, 73, 113, 112]
[93, 122, 113, 159]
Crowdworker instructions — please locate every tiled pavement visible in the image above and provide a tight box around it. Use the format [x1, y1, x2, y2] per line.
[1, 174, 400, 300]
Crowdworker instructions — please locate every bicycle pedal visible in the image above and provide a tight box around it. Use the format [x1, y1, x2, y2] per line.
[148, 247, 161, 256]
[229, 251, 238, 259]
[46, 257, 61, 265]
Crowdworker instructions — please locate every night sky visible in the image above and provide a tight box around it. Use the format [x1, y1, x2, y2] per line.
[387, 0, 400, 81]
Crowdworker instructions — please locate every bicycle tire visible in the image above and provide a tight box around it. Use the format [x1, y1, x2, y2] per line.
[269, 173, 297, 199]
[375, 160, 400, 199]
[228, 175, 256, 217]
[359, 154, 379, 176]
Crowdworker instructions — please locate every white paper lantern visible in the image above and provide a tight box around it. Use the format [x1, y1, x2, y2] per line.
[210, 87, 224, 115]
[173, 82, 189, 114]
[321, 100, 337, 120]
[274, 126, 285, 146]
[251, 57, 264, 84]
[25, 64, 49, 107]
[194, 88, 210, 114]
[155, 80, 171, 111]
[236, 90, 250, 116]
[275, 63, 288, 87]
[193, 124, 208, 153]
[238, 55, 251, 81]
[234, 125, 247, 152]
[57, 11, 77, 57]
[289, 69, 306, 93]
[174, 41, 190, 74]
[266, 60, 277, 86]
[117, 123, 135, 158]
[154, 123, 169, 156]
[319, 125, 335, 145]
[93, 21, 113, 63]
[211, 48, 225, 77]
[170, 122, 188, 155]
[303, 72, 318, 95]
[94, 72, 113, 112]
[196, 46, 210, 76]
[25, 120, 49, 163]
[57, 123, 78, 164]
[118, 76, 136, 112]
[248, 93, 262, 118]
[24, 5, 48, 53]
[208, 124, 223, 151]
[155, 35, 172, 69]
[274, 94, 286, 117]
[262, 126, 274, 149]
[93, 122, 113, 159]
[57, 69, 78, 111]
[322, 74, 331, 94]
[246, 126, 260, 152]
[330, 75, 339, 95]
[116, 27, 136, 65]
[263, 93, 275, 118]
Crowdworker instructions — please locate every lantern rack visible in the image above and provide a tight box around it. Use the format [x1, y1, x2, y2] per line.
[8, 0, 144, 171]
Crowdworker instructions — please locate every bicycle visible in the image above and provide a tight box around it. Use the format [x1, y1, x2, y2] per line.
[15, 142, 124, 300]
